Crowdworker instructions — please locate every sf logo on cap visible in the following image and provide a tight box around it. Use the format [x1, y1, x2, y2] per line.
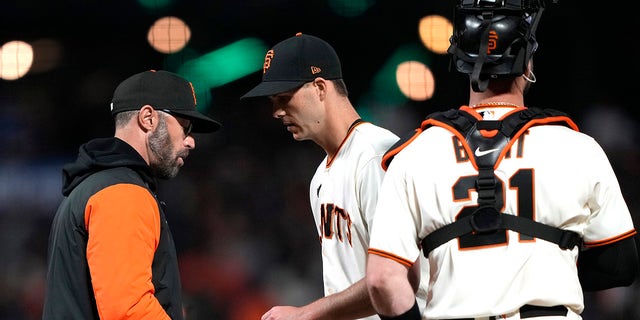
[263, 50, 274, 74]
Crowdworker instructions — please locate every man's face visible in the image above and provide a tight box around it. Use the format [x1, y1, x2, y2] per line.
[269, 81, 325, 142]
[148, 111, 193, 179]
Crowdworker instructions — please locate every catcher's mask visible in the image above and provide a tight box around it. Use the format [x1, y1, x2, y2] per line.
[448, 0, 557, 92]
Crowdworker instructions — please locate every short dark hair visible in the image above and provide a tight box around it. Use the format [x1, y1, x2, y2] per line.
[114, 110, 139, 128]
[331, 79, 348, 97]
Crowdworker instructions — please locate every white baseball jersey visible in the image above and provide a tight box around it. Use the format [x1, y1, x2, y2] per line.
[309, 121, 428, 319]
[368, 106, 636, 319]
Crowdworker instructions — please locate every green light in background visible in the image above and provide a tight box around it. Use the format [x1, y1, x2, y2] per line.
[328, 0, 376, 17]
[138, 0, 173, 10]
[172, 37, 268, 112]
[357, 43, 432, 121]
[178, 38, 268, 88]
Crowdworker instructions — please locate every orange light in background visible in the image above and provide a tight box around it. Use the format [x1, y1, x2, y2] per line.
[147, 16, 191, 54]
[396, 61, 434, 101]
[418, 15, 453, 55]
[0, 40, 33, 80]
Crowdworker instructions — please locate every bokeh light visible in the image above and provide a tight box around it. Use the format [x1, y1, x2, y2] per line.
[147, 16, 191, 54]
[176, 37, 269, 112]
[0, 2, 636, 319]
[396, 60, 435, 101]
[328, 0, 376, 17]
[0, 40, 33, 80]
[418, 15, 453, 54]
[138, 0, 173, 10]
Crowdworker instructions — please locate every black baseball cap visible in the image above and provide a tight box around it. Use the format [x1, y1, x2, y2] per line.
[240, 33, 343, 99]
[110, 70, 222, 133]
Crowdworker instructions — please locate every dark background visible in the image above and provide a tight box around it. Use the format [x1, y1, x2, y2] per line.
[1, 1, 638, 319]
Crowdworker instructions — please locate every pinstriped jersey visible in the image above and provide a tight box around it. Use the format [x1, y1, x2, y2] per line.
[309, 121, 427, 319]
[368, 106, 636, 319]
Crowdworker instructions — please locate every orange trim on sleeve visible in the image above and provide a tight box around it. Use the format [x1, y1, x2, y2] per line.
[381, 128, 422, 171]
[584, 229, 637, 248]
[368, 248, 414, 268]
[85, 183, 170, 320]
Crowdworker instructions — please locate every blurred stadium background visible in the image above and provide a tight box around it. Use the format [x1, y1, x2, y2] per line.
[1, 1, 638, 319]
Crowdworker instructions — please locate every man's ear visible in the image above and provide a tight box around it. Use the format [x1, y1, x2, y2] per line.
[138, 105, 155, 132]
[313, 77, 328, 99]
[522, 59, 536, 95]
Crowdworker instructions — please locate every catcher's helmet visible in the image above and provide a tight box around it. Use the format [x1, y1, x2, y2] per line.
[448, 0, 556, 92]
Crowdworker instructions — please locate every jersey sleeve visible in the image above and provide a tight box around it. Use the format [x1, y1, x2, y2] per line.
[582, 140, 637, 246]
[85, 183, 171, 320]
[356, 152, 387, 234]
[368, 153, 423, 267]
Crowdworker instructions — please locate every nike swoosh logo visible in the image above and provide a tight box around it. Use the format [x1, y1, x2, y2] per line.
[474, 147, 500, 157]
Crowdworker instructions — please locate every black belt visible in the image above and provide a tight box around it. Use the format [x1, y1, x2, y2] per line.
[452, 304, 568, 320]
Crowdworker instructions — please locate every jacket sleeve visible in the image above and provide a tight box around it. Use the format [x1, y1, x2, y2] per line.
[578, 235, 640, 291]
[85, 183, 171, 320]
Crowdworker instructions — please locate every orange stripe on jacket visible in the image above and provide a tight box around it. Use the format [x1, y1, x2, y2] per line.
[85, 183, 170, 320]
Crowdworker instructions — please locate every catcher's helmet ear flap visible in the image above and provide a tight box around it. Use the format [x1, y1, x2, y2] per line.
[448, 0, 554, 92]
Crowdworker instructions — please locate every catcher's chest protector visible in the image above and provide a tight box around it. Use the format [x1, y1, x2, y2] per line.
[382, 107, 582, 255]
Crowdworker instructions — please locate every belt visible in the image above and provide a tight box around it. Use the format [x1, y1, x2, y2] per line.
[452, 304, 568, 320]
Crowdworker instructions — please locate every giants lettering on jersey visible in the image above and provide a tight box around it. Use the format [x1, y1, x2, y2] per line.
[319, 203, 353, 246]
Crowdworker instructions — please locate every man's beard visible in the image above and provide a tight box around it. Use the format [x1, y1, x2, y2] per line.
[149, 117, 181, 179]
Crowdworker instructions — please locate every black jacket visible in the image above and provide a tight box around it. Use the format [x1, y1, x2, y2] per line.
[43, 137, 184, 319]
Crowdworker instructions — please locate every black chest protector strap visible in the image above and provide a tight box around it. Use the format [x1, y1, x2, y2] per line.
[414, 107, 583, 256]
